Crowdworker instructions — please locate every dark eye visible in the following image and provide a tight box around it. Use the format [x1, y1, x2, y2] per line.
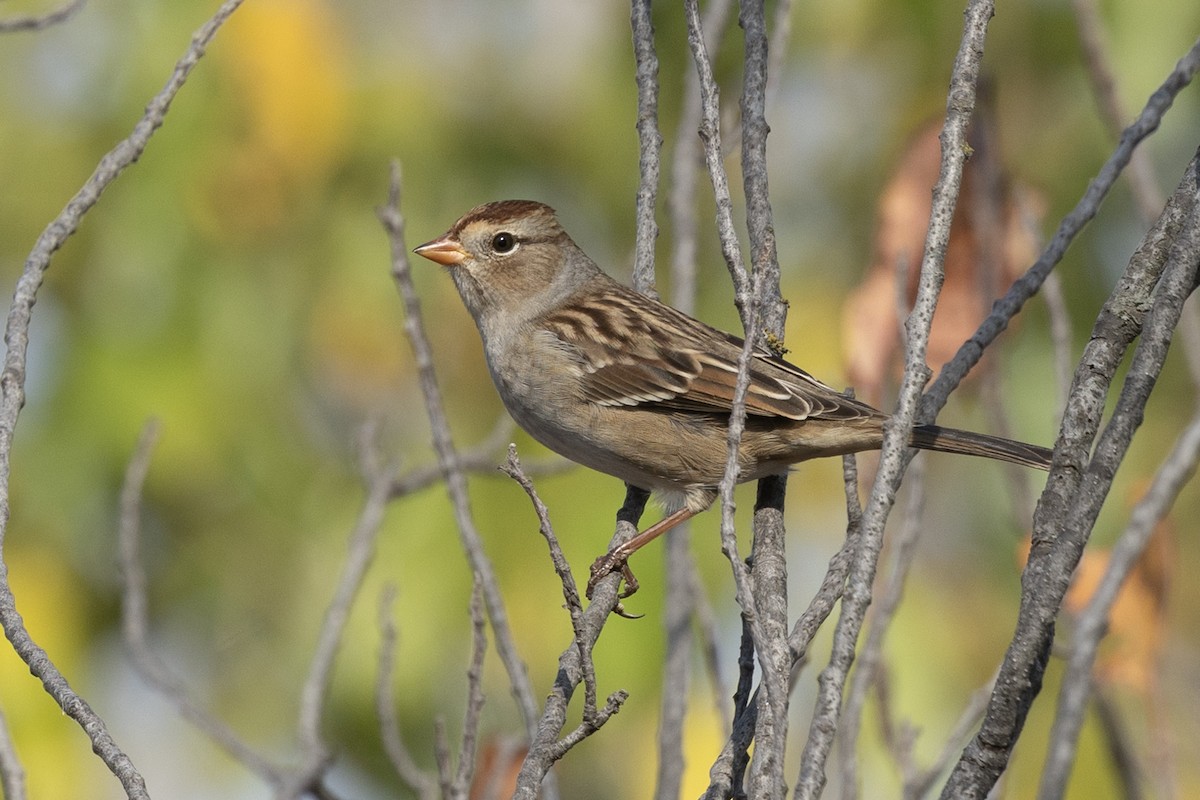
[491, 232, 517, 253]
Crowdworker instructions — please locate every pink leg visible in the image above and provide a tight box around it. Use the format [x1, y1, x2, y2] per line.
[587, 506, 698, 601]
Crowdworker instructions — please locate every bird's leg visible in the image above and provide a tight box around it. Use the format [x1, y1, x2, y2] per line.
[587, 506, 697, 601]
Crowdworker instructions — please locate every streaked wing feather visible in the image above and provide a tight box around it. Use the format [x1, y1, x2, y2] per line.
[542, 286, 878, 423]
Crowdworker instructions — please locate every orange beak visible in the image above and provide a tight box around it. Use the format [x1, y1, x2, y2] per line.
[413, 236, 468, 266]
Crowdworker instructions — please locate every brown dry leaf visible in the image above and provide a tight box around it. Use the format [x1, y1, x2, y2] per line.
[842, 114, 1044, 405]
[1062, 497, 1174, 695]
[1015, 488, 1175, 696]
[469, 736, 526, 800]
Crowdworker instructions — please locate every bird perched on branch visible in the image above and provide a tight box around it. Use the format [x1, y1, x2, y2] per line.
[415, 200, 1051, 599]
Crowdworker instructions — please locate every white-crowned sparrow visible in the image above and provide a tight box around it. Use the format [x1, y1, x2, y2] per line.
[415, 200, 1051, 597]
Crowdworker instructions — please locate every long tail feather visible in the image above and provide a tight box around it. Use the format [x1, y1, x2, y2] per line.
[909, 425, 1052, 470]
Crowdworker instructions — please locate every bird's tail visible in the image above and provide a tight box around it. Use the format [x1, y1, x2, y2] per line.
[909, 424, 1052, 470]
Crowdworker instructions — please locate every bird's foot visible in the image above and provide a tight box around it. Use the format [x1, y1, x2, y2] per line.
[587, 549, 640, 616]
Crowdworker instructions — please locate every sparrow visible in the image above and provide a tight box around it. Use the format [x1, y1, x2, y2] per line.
[414, 200, 1051, 599]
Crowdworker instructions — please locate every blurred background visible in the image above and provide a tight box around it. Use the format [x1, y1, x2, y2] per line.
[1, 0, 1198, 797]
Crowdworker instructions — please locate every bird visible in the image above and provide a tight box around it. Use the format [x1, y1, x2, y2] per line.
[414, 200, 1052, 599]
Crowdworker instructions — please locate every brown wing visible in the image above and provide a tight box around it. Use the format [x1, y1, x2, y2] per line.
[540, 283, 878, 423]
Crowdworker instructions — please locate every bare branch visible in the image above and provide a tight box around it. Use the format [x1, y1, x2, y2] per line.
[0, 0, 83, 33]
[796, 2, 997, 796]
[1070, 0, 1165, 223]
[631, 0, 662, 295]
[668, 0, 734, 318]
[945, 151, 1200, 798]
[511, 486, 645, 798]
[0, 705, 24, 800]
[376, 585, 439, 800]
[920, 35, 1200, 418]
[500, 446, 603, 720]
[389, 414, 569, 501]
[0, 4, 246, 797]
[1039, 402, 1200, 797]
[839, 457, 929, 800]
[380, 163, 545, 758]
[704, 452, 861, 799]
[739, 2, 790, 791]
[294, 430, 397, 786]
[453, 579, 489, 797]
[684, 0, 750, 311]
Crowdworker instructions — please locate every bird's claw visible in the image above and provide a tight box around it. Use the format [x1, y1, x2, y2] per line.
[587, 550, 640, 610]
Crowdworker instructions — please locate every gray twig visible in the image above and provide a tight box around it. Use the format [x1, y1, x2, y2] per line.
[704, 452, 861, 799]
[668, 0, 734, 318]
[631, 0, 662, 296]
[0, 705, 22, 800]
[453, 579, 490, 797]
[510, 485, 645, 798]
[0, 0, 84, 33]
[796, 3, 996, 797]
[838, 457, 928, 800]
[388, 417, 571, 501]
[376, 585, 439, 800]
[739, 0, 791, 793]
[381, 163, 545, 769]
[499, 445, 604, 722]
[944, 150, 1200, 798]
[0, 4, 246, 797]
[1038, 387, 1200, 797]
[658, 5, 736, 795]
[684, 0, 750, 312]
[293, 428, 397, 791]
[920, 35, 1200, 419]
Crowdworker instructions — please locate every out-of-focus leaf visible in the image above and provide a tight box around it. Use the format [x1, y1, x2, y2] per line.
[841, 113, 1044, 405]
[1062, 487, 1174, 695]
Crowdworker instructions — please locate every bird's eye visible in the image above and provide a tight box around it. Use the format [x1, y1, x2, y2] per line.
[491, 232, 517, 254]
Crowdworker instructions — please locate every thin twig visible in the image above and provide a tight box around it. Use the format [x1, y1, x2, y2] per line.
[0, 4, 245, 797]
[630, 0, 662, 296]
[375, 585, 439, 800]
[839, 456, 928, 800]
[0, 0, 83, 33]
[499, 446, 604, 722]
[945, 152, 1200, 798]
[510, 486, 644, 798]
[118, 421, 282, 783]
[684, 0, 750, 312]
[453, 579, 490, 797]
[389, 413, 567, 500]
[294, 429, 397, 790]
[796, 3, 995, 796]
[380, 164, 545, 771]
[1038, 402, 1200, 798]
[659, 8, 738, 792]
[668, 0, 734, 318]
[920, 35, 1200, 419]
[0, 699, 24, 800]
[1070, 0, 1165, 224]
